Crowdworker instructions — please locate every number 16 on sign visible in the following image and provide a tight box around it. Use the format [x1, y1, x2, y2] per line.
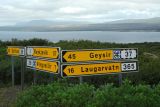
[61, 61, 138, 77]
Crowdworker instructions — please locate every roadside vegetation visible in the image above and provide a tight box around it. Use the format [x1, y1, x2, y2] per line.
[0, 38, 160, 106]
[16, 80, 160, 107]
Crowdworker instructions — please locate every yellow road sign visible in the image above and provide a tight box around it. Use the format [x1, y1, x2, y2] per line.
[62, 50, 113, 62]
[27, 47, 60, 59]
[7, 47, 25, 56]
[61, 49, 138, 62]
[61, 62, 138, 77]
[27, 59, 59, 73]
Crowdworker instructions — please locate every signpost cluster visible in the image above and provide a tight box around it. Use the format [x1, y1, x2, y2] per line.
[26, 47, 60, 84]
[61, 49, 138, 84]
[7, 46, 138, 87]
[26, 47, 60, 73]
[7, 46, 26, 89]
[7, 46, 60, 89]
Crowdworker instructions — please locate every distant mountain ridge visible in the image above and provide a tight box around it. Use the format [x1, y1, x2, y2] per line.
[15, 20, 55, 26]
[108, 17, 160, 24]
[15, 20, 89, 27]
[0, 17, 160, 31]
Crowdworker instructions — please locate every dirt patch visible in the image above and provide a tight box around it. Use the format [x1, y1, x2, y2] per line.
[0, 86, 21, 107]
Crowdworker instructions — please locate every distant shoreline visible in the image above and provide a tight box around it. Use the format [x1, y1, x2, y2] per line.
[0, 30, 160, 32]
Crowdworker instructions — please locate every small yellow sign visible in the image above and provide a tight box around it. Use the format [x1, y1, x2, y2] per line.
[7, 47, 20, 56]
[62, 63, 121, 77]
[62, 50, 113, 62]
[27, 47, 59, 59]
[7, 47, 25, 56]
[36, 60, 59, 73]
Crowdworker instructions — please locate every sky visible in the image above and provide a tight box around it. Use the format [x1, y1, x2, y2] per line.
[0, 0, 160, 26]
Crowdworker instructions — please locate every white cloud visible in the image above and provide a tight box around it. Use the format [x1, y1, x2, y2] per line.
[57, 7, 86, 14]
[0, 0, 160, 25]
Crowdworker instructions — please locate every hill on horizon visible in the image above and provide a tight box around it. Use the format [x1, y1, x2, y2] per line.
[0, 17, 160, 31]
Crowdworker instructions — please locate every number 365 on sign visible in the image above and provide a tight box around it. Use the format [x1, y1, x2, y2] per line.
[61, 61, 138, 77]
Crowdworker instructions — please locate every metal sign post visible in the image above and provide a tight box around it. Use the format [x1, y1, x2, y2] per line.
[50, 73, 54, 83]
[21, 57, 25, 90]
[118, 73, 122, 86]
[79, 76, 83, 84]
[11, 56, 15, 87]
[33, 70, 37, 85]
[7, 46, 26, 88]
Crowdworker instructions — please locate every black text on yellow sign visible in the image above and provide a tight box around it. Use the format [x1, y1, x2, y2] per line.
[27, 59, 59, 73]
[62, 50, 113, 62]
[7, 47, 25, 56]
[61, 62, 138, 77]
[27, 47, 60, 59]
[61, 49, 138, 62]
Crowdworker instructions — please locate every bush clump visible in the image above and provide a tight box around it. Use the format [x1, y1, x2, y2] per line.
[87, 80, 160, 107]
[16, 80, 160, 107]
[16, 82, 94, 107]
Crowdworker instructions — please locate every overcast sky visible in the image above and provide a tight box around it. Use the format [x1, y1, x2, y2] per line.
[0, 0, 160, 26]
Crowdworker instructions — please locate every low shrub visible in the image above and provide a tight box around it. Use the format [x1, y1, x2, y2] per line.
[16, 80, 160, 107]
[16, 82, 94, 107]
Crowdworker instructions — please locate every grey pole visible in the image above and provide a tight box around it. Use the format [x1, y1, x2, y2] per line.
[23, 57, 26, 88]
[118, 73, 123, 86]
[79, 76, 83, 84]
[21, 57, 24, 90]
[11, 56, 15, 87]
[50, 73, 54, 83]
[33, 70, 37, 85]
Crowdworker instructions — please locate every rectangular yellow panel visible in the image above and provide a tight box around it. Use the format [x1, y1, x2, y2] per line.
[7, 47, 20, 56]
[63, 63, 121, 77]
[62, 50, 113, 62]
[32, 48, 59, 59]
[36, 60, 58, 73]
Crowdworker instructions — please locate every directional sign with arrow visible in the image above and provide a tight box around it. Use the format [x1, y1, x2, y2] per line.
[27, 59, 59, 73]
[27, 47, 60, 60]
[61, 61, 138, 77]
[61, 49, 138, 62]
